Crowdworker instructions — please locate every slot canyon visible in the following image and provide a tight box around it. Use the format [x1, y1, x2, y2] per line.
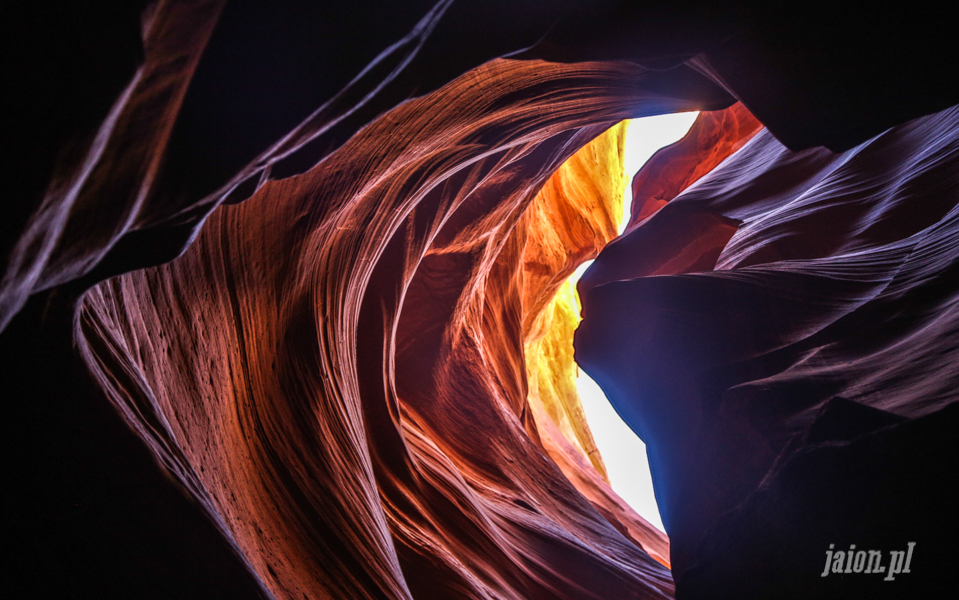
[3, 2, 957, 599]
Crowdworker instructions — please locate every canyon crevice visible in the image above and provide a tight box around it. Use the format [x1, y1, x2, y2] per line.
[3, 3, 958, 599]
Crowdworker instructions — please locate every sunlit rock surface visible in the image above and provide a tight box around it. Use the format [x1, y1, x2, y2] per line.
[519, 124, 670, 565]
[628, 103, 762, 227]
[78, 60, 702, 600]
[577, 104, 959, 598]
[521, 124, 626, 479]
[5, 4, 959, 599]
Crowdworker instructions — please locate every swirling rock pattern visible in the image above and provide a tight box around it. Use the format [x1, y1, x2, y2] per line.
[577, 104, 959, 598]
[5, 3, 959, 599]
[78, 60, 702, 599]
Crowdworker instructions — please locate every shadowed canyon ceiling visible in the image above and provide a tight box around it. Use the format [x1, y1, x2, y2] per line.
[3, 2, 958, 599]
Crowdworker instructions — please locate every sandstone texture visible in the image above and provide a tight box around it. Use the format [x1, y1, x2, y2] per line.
[4, 3, 958, 599]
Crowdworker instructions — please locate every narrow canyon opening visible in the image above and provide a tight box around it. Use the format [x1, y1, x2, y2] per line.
[533, 111, 702, 534]
[7, 5, 959, 600]
[75, 67, 767, 595]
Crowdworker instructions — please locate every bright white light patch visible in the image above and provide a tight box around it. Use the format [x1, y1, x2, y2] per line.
[619, 111, 700, 233]
[573, 112, 699, 533]
[576, 356, 664, 531]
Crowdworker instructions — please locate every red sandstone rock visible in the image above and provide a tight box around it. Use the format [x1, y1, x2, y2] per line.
[628, 103, 762, 227]
[78, 60, 705, 600]
[5, 5, 959, 599]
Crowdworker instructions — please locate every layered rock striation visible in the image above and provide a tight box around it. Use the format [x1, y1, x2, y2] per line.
[4, 3, 959, 599]
[78, 60, 699, 599]
[578, 103, 959, 598]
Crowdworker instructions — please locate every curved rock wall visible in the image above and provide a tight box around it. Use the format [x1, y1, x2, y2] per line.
[7, 5, 959, 598]
[77, 59, 699, 600]
[519, 123, 670, 566]
[577, 104, 959, 597]
[627, 103, 762, 227]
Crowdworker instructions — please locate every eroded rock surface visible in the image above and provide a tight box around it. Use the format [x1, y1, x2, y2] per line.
[5, 3, 959, 599]
[577, 104, 959, 598]
[78, 60, 702, 600]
